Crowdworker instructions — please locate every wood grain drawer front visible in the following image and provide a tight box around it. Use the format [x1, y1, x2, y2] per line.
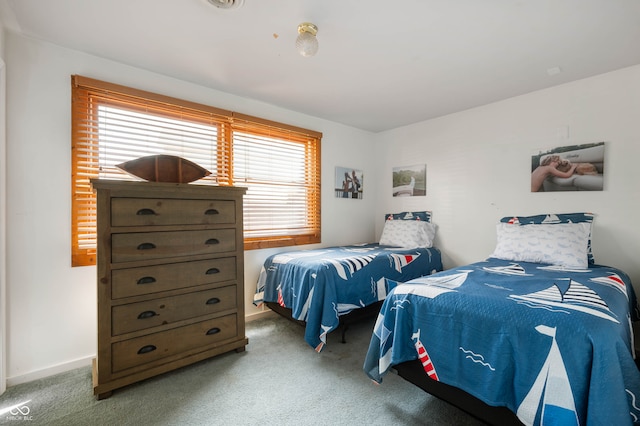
[111, 229, 236, 263]
[111, 314, 237, 373]
[111, 198, 236, 227]
[112, 286, 237, 335]
[111, 257, 237, 299]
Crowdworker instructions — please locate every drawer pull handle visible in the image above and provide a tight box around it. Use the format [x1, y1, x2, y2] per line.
[137, 242, 156, 250]
[137, 310, 157, 319]
[206, 327, 221, 335]
[205, 209, 219, 215]
[137, 345, 157, 355]
[206, 268, 220, 275]
[205, 238, 219, 245]
[136, 208, 156, 216]
[137, 276, 156, 285]
[206, 297, 221, 305]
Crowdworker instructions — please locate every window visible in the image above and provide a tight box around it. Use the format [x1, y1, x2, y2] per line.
[71, 75, 321, 266]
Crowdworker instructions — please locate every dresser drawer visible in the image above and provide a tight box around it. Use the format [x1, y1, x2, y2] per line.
[112, 229, 236, 263]
[112, 314, 237, 373]
[112, 286, 237, 335]
[111, 198, 236, 227]
[111, 257, 237, 299]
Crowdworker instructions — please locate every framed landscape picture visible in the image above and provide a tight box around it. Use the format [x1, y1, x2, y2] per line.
[392, 164, 426, 197]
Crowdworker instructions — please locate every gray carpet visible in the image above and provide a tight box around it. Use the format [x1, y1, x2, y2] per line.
[0, 314, 486, 425]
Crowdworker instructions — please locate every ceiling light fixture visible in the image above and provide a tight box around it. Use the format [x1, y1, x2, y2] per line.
[206, 0, 244, 10]
[296, 22, 319, 57]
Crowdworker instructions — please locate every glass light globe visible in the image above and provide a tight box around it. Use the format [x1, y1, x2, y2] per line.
[296, 31, 318, 57]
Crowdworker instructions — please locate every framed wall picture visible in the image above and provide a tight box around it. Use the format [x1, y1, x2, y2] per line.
[335, 166, 363, 199]
[392, 164, 426, 197]
[531, 142, 604, 192]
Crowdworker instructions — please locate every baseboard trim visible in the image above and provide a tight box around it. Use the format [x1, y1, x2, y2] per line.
[245, 309, 276, 322]
[8, 311, 276, 387]
[7, 356, 93, 387]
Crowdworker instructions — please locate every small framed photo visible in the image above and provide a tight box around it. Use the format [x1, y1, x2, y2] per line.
[392, 164, 426, 197]
[335, 167, 363, 199]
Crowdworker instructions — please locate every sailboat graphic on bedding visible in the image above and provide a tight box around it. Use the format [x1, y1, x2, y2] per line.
[517, 325, 579, 425]
[412, 329, 439, 381]
[590, 273, 628, 299]
[277, 285, 286, 307]
[392, 270, 471, 300]
[417, 270, 471, 289]
[483, 263, 533, 276]
[510, 279, 619, 323]
[326, 254, 376, 280]
[389, 252, 421, 272]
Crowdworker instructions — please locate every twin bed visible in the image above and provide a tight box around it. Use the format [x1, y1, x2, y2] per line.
[254, 211, 443, 351]
[254, 211, 640, 424]
[364, 212, 640, 425]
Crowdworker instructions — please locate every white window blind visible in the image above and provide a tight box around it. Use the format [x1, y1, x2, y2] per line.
[71, 75, 321, 266]
[234, 132, 310, 237]
[96, 105, 219, 181]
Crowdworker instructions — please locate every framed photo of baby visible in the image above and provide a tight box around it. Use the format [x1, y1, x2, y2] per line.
[531, 142, 605, 192]
[335, 166, 363, 199]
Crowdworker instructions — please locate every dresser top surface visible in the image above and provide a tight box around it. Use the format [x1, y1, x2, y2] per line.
[91, 179, 247, 198]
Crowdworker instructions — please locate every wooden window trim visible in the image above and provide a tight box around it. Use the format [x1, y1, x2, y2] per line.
[71, 75, 321, 266]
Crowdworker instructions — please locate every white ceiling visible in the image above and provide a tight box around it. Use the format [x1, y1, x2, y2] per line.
[2, 0, 640, 133]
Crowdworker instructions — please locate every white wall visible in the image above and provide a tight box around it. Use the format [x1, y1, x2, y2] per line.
[6, 30, 640, 387]
[374, 65, 640, 288]
[0, 21, 8, 395]
[4, 33, 377, 384]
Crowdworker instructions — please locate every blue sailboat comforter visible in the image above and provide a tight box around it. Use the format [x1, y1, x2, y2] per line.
[363, 258, 640, 426]
[254, 243, 443, 351]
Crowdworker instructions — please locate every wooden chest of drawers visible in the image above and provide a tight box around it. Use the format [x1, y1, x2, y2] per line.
[91, 179, 247, 399]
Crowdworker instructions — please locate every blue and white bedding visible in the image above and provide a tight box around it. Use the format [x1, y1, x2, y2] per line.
[254, 243, 443, 351]
[364, 257, 640, 426]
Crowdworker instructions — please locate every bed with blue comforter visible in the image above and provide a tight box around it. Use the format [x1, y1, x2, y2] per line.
[254, 243, 443, 351]
[364, 258, 640, 425]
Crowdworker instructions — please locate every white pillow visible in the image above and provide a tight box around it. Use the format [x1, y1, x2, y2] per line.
[379, 220, 436, 248]
[490, 222, 591, 269]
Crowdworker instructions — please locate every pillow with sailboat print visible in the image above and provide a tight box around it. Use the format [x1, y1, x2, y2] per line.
[379, 219, 436, 248]
[384, 211, 432, 222]
[499, 212, 595, 265]
[491, 221, 592, 269]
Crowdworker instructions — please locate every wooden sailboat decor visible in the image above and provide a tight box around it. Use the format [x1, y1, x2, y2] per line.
[116, 155, 211, 183]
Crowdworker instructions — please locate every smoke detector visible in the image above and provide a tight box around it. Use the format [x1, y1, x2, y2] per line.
[206, 0, 244, 10]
